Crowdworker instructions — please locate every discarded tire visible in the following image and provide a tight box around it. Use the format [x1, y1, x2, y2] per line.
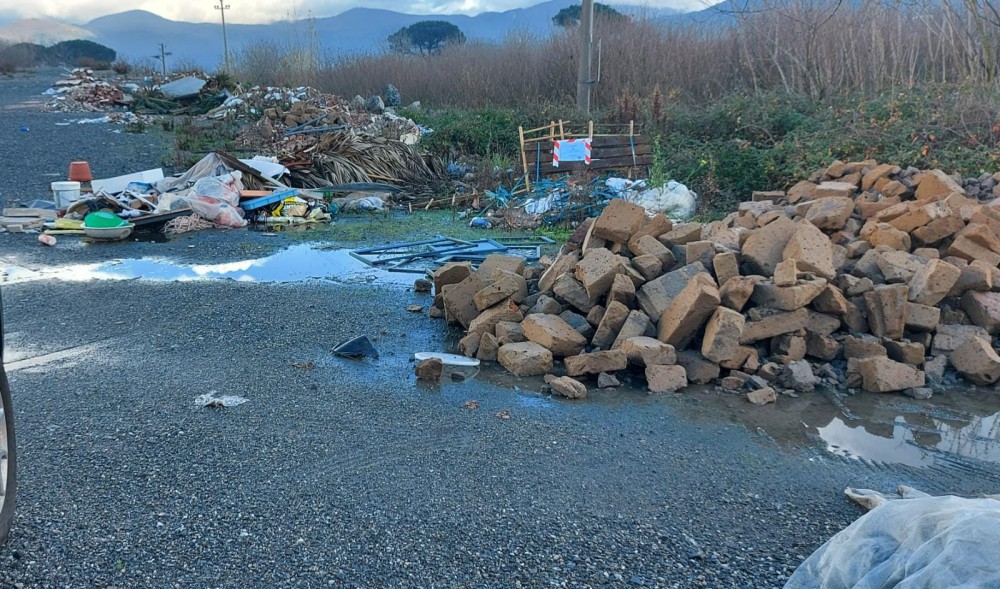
[0, 361, 15, 545]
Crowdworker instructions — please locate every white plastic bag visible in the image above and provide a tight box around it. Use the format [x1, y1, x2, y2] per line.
[188, 197, 247, 228]
[785, 493, 1000, 589]
[191, 174, 242, 207]
[628, 181, 698, 221]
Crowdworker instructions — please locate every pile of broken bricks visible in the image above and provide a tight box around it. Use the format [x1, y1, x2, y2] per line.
[423, 159, 1000, 404]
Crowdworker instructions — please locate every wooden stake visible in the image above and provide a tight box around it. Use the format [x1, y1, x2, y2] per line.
[518, 125, 531, 192]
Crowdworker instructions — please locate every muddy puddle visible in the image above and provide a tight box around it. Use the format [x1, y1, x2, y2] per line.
[0, 243, 414, 286]
[320, 323, 999, 476]
[666, 385, 1000, 477]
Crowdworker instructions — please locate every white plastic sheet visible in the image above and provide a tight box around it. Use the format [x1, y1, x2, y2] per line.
[785, 491, 1000, 589]
[630, 181, 698, 221]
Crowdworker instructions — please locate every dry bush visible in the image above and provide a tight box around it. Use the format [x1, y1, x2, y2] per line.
[234, 1, 1000, 108]
[0, 41, 36, 74]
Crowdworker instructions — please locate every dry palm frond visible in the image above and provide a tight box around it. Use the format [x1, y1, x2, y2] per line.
[280, 130, 445, 197]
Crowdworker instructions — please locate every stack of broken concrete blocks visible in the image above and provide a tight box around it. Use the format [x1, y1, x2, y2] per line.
[429, 160, 1000, 403]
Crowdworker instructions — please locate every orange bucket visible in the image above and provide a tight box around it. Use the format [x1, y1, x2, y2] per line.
[68, 161, 93, 182]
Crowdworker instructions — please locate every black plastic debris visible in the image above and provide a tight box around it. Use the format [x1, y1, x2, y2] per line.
[333, 336, 380, 360]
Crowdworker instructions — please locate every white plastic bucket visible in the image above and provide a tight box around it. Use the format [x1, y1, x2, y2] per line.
[51, 181, 81, 209]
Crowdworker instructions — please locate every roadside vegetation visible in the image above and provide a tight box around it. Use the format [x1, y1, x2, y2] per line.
[231, 1, 1000, 217]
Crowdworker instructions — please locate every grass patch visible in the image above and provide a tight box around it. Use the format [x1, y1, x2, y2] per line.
[284, 211, 564, 252]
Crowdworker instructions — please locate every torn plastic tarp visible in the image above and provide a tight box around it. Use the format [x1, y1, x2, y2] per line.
[154, 153, 233, 193]
[239, 156, 288, 180]
[784, 487, 1000, 589]
[159, 76, 206, 99]
[194, 393, 248, 408]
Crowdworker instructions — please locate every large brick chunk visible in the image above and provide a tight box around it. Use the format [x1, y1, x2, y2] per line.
[611, 311, 655, 349]
[783, 221, 836, 279]
[888, 201, 951, 233]
[645, 365, 687, 393]
[866, 223, 911, 251]
[659, 223, 703, 246]
[701, 307, 746, 364]
[443, 273, 490, 328]
[862, 163, 900, 191]
[676, 351, 721, 384]
[720, 276, 757, 311]
[591, 301, 630, 350]
[495, 321, 527, 344]
[630, 234, 675, 269]
[657, 279, 721, 348]
[864, 284, 908, 340]
[548, 376, 588, 399]
[951, 336, 1000, 385]
[742, 215, 797, 276]
[553, 274, 594, 313]
[933, 324, 991, 355]
[908, 259, 961, 306]
[948, 234, 1000, 267]
[915, 169, 964, 200]
[474, 270, 527, 311]
[751, 278, 827, 311]
[812, 284, 849, 316]
[857, 357, 925, 392]
[468, 299, 524, 336]
[621, 336, 676, 366]
[522, 314, 588, 357]
[575, 247, 622, 301]
[713, 252, 740, 286]
[876, 250, 927, 283]
[950, 260, 994, 296]
[905, 302, 941, 332]
[740, 308, 810, 343]
[961, 291, 1000, 334]
[565, 350, 628, 377]
[538, 250, 581, 293]
[814, 181, 856, 198]
[788, 180, 817, 202]
[607, 274, 636, 308]
[636, 262, 709, 321]
[498, 342, 553, 377]
[433, 262, 472, 295]
[478, 254, 525, 278]
[592, 199, 647, 243]
[805, 197, 855, 230]
[912, 214, 964, 245]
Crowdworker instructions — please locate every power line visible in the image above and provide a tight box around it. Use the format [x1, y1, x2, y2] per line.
[152, 43, 172, 76]
[214, 2, 232, 72]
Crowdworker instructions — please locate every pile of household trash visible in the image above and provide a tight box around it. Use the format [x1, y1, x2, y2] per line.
[41, 69, 425, 144]
[471, 176, 699, 230]
[422, 158, 1000, 407]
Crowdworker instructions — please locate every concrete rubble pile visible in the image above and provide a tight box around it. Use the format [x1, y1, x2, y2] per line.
[426, 159, 1000, 403]
[43, 68, 130, 113]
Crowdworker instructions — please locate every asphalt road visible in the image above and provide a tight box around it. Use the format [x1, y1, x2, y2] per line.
[0, 69, 995, 588]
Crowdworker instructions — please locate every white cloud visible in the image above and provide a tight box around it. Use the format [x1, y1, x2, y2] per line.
[0, 0, 708, 25]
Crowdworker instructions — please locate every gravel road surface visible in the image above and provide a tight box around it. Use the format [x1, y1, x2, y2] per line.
[0, 70, 996, 588]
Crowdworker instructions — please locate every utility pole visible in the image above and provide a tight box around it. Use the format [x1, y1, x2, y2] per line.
[152, 43, 172, 76]
[576, 0, 595, 114]
[214, 2, 232, 72]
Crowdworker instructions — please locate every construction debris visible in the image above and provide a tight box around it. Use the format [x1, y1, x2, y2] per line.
[426, 160, 1000, 401]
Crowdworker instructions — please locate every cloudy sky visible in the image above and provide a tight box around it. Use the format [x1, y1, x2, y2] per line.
[0, 0, 705, 25]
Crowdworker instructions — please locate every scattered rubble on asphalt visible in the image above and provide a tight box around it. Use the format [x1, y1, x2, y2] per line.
[424, 160, 1000, 404]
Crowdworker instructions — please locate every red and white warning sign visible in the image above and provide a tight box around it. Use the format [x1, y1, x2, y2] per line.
[553, 138, 592, 167]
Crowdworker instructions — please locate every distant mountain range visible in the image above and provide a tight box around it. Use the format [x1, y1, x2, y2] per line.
[0, 1, 729, 70]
